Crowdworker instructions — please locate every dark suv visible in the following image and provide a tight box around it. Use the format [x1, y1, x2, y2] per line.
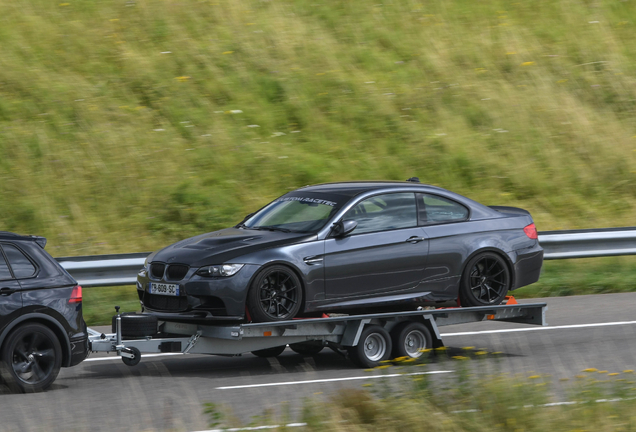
[0, 232, 88, 392]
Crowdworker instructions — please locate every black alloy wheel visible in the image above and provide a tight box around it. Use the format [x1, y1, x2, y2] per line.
[0, 323, 62, 393]
[247, 265, 303, 322]
[459, 252, 511, 307]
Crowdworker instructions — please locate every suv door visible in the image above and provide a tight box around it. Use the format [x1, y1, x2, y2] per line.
[0, 245, 23, 331]
[324, 192, 428, 298]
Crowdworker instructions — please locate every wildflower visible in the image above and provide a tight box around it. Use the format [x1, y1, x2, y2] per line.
[223, 51, 234, 55]
[624, 370, 634, 373]
[462, 347, 475, 350]
[247, 125, 260, 128]
[609, 373, 620, 376]
[475, 351, 488, 356]
[528, 375, 541, 379]
[452, 356, 468, 360]
[434, 347, 447, 351]
[375, 365, 392, 370]
[583, 368, 598, 373]
[598, 370, 609, 374]
[227, 110, 243, 114]
[316, 73, 325, 76]
[521, 61, 535, 66]
[175, 76, 191, 82]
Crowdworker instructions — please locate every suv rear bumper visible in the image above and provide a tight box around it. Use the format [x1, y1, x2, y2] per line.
[68, 334, 89, 367]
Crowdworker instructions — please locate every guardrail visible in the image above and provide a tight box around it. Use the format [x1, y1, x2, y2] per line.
[55, 227, 636, 287]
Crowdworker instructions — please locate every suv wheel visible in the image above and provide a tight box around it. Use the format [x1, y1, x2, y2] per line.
[0, 323, 62, 393]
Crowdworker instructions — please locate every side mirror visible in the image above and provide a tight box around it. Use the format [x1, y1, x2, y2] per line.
[332, 220, 357, 238]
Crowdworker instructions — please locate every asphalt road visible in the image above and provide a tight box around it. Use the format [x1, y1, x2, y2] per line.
[1, 293, 635, 432]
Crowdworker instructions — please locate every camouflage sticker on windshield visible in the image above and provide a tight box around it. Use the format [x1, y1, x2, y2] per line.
[277, 197, 337, 206]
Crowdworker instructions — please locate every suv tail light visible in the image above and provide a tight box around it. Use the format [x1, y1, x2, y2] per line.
[69, 285, 83, 303]
[523, 223, 538, 240]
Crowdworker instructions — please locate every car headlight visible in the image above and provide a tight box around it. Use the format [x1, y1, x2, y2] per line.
[196, 264, 245, 277]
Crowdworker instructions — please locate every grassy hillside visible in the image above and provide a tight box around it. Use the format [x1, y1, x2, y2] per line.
[1, 0, 636, 256]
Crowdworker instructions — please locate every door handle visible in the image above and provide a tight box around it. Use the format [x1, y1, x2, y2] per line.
[405, 236, 426, 243]
[0, 287, 17, 296]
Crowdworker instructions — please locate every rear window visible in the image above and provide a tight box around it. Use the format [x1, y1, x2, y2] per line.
[0, 251, 11, 280]
[2, 244, 37, 279]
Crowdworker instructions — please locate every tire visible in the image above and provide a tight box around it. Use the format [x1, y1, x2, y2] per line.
[112, 313, 158, 338]
[247, 265, 303, 322]
[122, 347, 142, 367]
[0, 323, 62, 393]
[459, 252, 511, 307]
[390, 322, 432, 359]
[347, 325, 392, 368]
[251, 345, 287, 358]
[290, 341, 324, 356]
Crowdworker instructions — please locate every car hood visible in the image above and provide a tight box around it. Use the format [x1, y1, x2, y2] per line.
[149, 228, 316, 267]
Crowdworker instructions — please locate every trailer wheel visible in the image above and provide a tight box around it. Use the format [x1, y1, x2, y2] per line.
[290, 342, 324, 356]
[0, 323, 62, 393]
[347, 325, 392, 368]
[391, 322, 432, 359]
[251, 345, 286, 358]
[121, 347, 141, 367]
[112, 313, 158, 338]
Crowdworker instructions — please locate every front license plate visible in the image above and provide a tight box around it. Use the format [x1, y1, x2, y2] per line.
[149, 283, 179, 296]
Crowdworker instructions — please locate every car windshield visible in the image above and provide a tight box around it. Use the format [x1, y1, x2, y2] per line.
[242, 195, 343, 233]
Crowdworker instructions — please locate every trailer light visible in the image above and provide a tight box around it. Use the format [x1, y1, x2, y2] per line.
[69, 285, 83, 303]
[263, 331, 272, 337]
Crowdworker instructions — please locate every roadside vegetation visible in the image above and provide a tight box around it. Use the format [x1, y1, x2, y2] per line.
[204, 351, 636, 431]
[1, 0, 636, 257]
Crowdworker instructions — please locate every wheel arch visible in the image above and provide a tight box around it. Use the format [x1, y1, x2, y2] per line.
[0, 313, 71, 367]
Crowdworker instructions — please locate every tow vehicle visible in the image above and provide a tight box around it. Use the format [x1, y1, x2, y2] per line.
[88, 297, 546, 368]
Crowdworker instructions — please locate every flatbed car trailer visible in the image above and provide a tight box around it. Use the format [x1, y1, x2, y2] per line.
[88, 299, 547, 368]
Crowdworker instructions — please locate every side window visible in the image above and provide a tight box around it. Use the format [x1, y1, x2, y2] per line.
[417, 193, 469, 225]
[0, 249, 12, 280]
[2, 244, 37, 279]
[343, 193, 417, 235]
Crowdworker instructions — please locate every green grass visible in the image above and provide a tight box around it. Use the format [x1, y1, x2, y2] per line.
[1, 0, 636, 257]
[204, 351, 636, 431]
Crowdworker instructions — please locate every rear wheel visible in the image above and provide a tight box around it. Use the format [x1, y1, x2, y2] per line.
[459, 252, 511, 307]
[347, 325, 392, 368]
[391, 322, 432, 359]
[247, 265, 303, 322]
[0, 323, 62, 393]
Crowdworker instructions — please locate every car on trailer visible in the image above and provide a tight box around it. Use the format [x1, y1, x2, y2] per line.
[136, 179, 543, 323]
[0, 232, 88, 392]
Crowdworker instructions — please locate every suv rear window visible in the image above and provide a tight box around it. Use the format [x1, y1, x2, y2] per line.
[2, 244, 36, 279]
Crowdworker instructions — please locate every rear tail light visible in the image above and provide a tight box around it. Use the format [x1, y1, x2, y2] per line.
[523, 223, 538, 240]
[69, 285, 83, 303]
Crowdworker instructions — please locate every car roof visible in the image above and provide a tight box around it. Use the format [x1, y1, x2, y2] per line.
[296, 181, 448, 197]
[0, 231, 47, 248]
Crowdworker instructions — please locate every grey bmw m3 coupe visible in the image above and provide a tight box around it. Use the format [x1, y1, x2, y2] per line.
[136, 180, 543, 322]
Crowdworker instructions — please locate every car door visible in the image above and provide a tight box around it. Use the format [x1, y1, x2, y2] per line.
[0, 244, 23, 330]
[324, 192, 429, 298]
[417, 193, 472, 290]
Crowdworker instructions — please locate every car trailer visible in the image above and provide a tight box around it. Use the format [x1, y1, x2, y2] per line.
[88, 298, 547, 368]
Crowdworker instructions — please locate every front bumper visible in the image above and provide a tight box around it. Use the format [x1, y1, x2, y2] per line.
[136, 264, 261, 319]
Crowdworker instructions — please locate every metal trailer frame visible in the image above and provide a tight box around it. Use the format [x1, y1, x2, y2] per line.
[88, 300, 547, 367]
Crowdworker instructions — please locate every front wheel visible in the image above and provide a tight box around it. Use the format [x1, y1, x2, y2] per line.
[0, 323, 62, 393]
[247, 265, 303, 322]
[459, 252, 511, 307]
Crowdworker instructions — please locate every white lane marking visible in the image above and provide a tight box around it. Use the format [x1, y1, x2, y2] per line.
[84, 353, 184, 362]
[214, 370, 453, 390]
[440, 320, 636, 337]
